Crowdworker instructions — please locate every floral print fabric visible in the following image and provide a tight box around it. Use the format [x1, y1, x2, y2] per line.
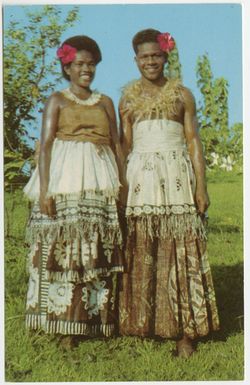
[26, 194, 124, 336]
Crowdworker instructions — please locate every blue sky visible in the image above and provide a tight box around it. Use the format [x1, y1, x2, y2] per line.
[3, 2, 242, 141]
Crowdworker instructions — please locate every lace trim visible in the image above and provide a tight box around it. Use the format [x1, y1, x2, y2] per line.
[126, 204, 197, 216]
[25, 315, 115, 336]
[61, 88, 102, 106]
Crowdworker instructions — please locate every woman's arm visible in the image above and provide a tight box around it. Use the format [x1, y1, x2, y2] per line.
[102, 95, 127, 187]
[182, 88, 210, 214]
[39, 93, 60, 217]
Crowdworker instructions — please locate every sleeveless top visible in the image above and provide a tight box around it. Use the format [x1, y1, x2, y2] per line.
[56, 89, 111, 145]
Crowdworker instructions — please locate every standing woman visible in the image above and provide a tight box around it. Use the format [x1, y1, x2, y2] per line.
[24, 35, 124, 347]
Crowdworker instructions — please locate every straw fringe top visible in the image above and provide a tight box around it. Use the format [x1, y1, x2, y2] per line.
[120, 77, 184, 122]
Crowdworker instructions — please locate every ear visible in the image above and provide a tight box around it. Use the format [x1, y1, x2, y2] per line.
[134, 55, 138, 64]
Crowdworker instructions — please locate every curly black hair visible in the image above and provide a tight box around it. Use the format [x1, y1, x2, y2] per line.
[59, 35, 102, 81]
[132, 28, 161, 54]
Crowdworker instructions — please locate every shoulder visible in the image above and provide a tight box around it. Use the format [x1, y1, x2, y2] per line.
[180, 86, 196, 104]
[49, 90, 65, 101]
[100, 94, 116, 115]
[119, 79, 140, 112]
[99, 94, 116, 120]
[177, 86, 196, 114]
[44, 91, 65, 109]
[100, 93, 114, 108]
[121, 79, 140, 98]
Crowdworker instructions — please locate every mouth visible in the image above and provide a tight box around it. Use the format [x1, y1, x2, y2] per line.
[145, 67, 159, 74]
[80, 74, 92, 81]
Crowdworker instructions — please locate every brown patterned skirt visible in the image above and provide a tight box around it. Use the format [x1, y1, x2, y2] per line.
[119, 218, 219, 339]
[25, 193, 124, 336]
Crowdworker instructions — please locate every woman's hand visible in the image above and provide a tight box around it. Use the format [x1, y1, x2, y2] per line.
[195, 185, 210, 214]
[39, 195, 57, 218]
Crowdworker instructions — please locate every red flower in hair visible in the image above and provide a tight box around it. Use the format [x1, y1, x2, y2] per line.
[157, 33, 175, 53]
[56, 44, 77, 64]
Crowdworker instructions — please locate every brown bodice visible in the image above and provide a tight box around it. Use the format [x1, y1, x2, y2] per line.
[56, 96, 111, 145]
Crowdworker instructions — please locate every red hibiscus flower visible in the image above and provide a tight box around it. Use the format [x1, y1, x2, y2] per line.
[157, 33, 175, 53]
[56, 44, 77, 64]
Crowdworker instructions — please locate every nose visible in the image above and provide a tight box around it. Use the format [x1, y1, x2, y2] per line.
[81, 63, 94, 71]
[147, 56, 156, 64]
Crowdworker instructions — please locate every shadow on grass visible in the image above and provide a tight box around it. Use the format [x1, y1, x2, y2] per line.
[207, 171, 242, 184]
[203, 262, 244, 343]
[208, 224, 242, 233]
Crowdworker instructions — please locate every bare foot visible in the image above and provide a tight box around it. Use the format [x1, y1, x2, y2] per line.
[176, 335, 195, 358]
[58, 336, 76, 351]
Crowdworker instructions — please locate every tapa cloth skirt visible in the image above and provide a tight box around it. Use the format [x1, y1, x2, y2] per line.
[24, 140, 124, 336]
[119, 224, 219, 339]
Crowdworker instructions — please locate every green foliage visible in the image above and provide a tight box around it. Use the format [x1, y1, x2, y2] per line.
[196, 54, 242, 171]
[4, 189, 30, 238]
[164, 46, 182, 80]
[229, 123, 243, 165]
[4, 5, 79, 186]
[197, 55, 229, 157]
[5, 172, 244, 381]
[4, 149, 35, 188]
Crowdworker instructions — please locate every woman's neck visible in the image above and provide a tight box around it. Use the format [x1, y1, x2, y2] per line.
[69, 84, 92, 100]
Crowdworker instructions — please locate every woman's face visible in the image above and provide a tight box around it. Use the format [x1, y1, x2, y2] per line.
[64, 50, 96, 88]
[135, 42, 166, 82]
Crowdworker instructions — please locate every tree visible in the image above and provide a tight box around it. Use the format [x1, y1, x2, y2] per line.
[4, 5, 79, 187]
[229, 122, 243, 169]
[196, 53, 231, 165]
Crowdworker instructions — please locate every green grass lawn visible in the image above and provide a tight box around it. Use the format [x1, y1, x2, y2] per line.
[4, 171, 244, 382]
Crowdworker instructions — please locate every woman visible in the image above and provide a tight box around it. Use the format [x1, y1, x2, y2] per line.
[24, 35, 124, 348]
